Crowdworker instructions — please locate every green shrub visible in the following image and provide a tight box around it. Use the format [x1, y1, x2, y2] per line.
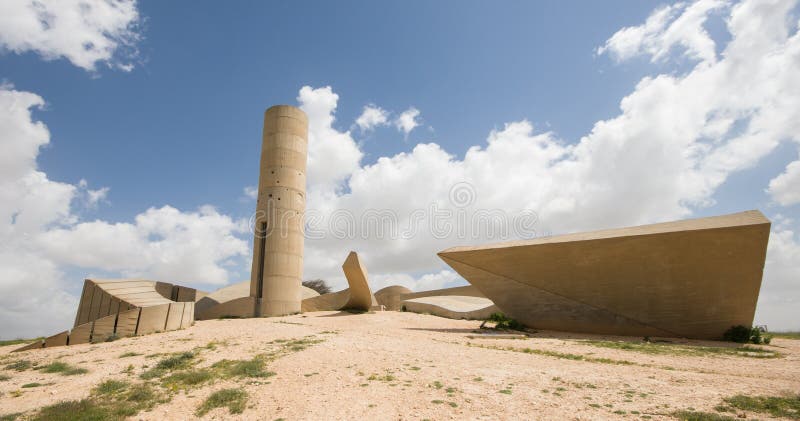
[5, 360, 32, 371]
[723, 325, 771, 344]
[485, 313, 525, 331]
[723, 394, 800, 419]
[37, 362, 88, 376]
[196, 388, 248, 416]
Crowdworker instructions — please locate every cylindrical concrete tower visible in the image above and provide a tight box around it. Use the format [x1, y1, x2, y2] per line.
[249, 105, 308, 316]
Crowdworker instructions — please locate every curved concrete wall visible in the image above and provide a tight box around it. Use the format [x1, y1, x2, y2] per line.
[249, 105, 308, 317]
[375, 285, 486, 311]
[401, 296, 498, 320]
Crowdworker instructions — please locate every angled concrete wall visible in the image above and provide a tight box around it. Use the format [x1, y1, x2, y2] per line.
[438, 210, 771, 339]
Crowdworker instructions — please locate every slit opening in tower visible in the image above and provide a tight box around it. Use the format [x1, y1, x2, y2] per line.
[257, 221, 267, 299]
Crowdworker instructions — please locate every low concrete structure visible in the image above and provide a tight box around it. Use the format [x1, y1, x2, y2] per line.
[401, 296, 498, 320]
[15, 279, 196, 352]
[195, 281, 319, 320]
[374, 285, 486, 311]
[438, 210, 771, 339]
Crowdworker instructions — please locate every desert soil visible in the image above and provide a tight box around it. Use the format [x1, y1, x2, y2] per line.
[1, 311, 798, 420]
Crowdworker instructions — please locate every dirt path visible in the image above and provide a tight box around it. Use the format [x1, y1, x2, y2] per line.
[1, 312, 798, 420]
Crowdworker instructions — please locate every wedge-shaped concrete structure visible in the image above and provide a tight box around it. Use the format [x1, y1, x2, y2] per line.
[15, 279, 196, 352]
[301, 251, 378, 312]
[438, 210, 770, 339]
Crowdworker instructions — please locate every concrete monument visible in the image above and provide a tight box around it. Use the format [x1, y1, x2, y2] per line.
[438, 210, 771, 339]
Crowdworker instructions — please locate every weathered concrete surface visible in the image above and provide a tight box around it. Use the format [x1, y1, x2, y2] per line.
[341, 252, 378, 311]
[195, 281, 318, 320]
[44, 331, 68, 347]
[16, 279, 197, 352]
[301, 252, 378, 312]
[401, 296, 498, 320]
[91, 314, 118, 343]
[375, 285, 486, 311]
[249, 105, 308, 317]
[438, 210, 771, 339]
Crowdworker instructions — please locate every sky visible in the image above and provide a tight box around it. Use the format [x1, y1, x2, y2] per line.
[0, 0, 798, 339]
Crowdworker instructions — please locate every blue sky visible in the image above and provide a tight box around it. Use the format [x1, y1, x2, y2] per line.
[3, 1, 666, 222]
[1, 0, 799, 338]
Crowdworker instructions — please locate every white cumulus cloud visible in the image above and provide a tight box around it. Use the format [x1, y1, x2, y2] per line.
[394, 107, 421, 136]
[297, 0, 800, 329]
[0, 85, 249, 339]
[597, 0, 728, 63]
[0, 0, 142, 72]
[768, 157, 800, 206]
[355, 104, 389, 131]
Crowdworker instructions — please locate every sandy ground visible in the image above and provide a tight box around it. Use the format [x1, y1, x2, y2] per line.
[1, 311, 799, 420]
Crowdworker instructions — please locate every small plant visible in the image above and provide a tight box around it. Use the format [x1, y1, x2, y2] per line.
[94, 380, 129, 395]
[0, 374, 10, 381]
[723, 394, 800, 419]
[141, 351, 195, 379]
[5, 360, 32, 371]
[118, 351, 141, 358]
[723, 325, 772, 344]
[212, 357, 275, 379]
[21, 383, 42, 388]
[155, 352, 195, 370]
[483, 313, 525, 331]
[196, 388, 248, 416]
[162, 369, 214, 389]
[499, 389, 512, 394]
[37, 361, 87, 376]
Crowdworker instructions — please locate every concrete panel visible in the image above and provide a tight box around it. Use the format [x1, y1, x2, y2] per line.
[70, 322, 93, 345]
[97, 292, 111, 318]
[108, 298, 120, 316]
[75, 279, 95, 326]
[88, 285, 105, 322]
[136, 303, 170, 335]
[175, 286, 197, 302]
[44, 331, 69, 348]
[12, 340, 44, 352]
[165, 303, 184, 331]
[438, 210, 771, 339]
[180, 302, 194, 328]
[91, 314, 118, 343]
[116, 308, 141, 337]
[154, 282, 174, 300]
